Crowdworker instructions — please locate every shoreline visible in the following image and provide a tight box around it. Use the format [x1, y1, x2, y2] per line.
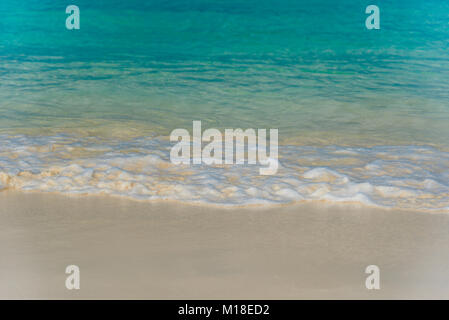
[1, 190, 449, 299]
[3, 188, 449, 215]
[1, 134, 448, 211]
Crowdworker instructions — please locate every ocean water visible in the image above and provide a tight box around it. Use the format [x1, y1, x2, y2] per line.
[1, 0, 448, 210]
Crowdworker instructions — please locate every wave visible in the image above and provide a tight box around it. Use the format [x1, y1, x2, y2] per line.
[0, 134, 448, 212]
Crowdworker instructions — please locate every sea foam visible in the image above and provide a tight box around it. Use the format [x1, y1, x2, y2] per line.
[0, 134, 448, 211]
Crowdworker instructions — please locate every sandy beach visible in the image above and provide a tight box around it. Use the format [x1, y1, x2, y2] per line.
[2, 0, 449, 304]
[0, 190, 448, 299]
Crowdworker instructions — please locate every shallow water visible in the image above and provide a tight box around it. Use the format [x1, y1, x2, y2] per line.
[1, 1, 448, 210]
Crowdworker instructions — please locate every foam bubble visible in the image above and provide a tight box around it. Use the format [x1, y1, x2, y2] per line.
[0, 134, 448, 211]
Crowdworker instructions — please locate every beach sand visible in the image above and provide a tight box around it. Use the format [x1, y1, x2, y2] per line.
[0, 190, 448, 299]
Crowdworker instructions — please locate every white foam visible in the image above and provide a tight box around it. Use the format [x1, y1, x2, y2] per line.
[0, 134, 448, 211]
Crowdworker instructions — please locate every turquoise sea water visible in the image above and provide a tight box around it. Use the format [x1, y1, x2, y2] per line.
[1, 1, 449, 210]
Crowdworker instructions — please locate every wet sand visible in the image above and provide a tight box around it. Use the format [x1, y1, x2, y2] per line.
[0, 190, 448, 299]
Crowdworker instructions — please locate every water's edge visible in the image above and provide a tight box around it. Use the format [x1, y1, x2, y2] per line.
[1, 134, 448, 212]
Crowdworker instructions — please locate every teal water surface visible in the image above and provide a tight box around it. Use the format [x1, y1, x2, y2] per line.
[1, 0, 448, 146]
